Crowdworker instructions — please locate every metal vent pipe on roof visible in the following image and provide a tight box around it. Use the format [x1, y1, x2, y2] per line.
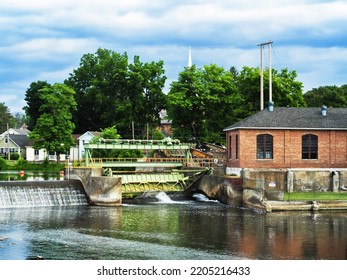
[321, 105, 327, 117]
[268, 101, 274, 112]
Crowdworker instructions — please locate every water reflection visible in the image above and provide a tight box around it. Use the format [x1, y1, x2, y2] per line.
[1, 202, 346, 260]
[0, 171, 63, 181]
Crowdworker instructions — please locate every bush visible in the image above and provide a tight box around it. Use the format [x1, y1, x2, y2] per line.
[0, 158, 7, 170]
[10, 153, 20, 160]
[16, 157, 28, 168]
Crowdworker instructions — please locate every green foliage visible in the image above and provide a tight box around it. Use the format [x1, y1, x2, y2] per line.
[284, 192, 347, 201]
[0, 158, 63, 172]
[153, 129, 165, 140]
[23, 81, 51, 130]
[20, 49, 310, 150]
[65, 48, 167, 138]
[100, 126, 121, 140]
[10, 153, 20, 160]
[237, 66, 305, 113]
[0, 102, 15, 132]
[29, 83, 77, 163]
[167, 64, 244, 143]
[15, 157, 27, 168]
[0, 157, 7, 170]
[304, 85, 347, 107]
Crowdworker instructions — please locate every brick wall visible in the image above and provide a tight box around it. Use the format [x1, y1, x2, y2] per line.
[226, 129, 347, 169]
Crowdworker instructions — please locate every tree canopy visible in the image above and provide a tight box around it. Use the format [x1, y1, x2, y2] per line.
[0, 103, 15, 132]
[65, 48, 167, 138]
[304, 85, 347, 107]
[167, 64, 244, 143]
[29, 83, 77, 163]
[23, 80, 51, 131]
[236, 66, 305, 113]
[20, 47, 338, 149]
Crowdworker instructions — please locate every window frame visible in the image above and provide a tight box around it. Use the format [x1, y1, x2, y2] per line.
[256, 134, 273, 159]
[302, 134, 318, 160]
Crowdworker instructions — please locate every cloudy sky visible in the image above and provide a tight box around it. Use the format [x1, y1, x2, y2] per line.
[1, 0, 347, 114]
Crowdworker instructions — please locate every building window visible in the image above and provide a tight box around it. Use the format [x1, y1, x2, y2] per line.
[257, 134, 273, 159]
[302, 134, 318, 159]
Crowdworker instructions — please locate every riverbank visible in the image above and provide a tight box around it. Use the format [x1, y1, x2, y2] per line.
[263, 200, 347, 212]
[243, 189, 347, 212]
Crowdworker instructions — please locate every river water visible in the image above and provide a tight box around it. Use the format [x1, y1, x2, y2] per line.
[1, 191, 346, 260]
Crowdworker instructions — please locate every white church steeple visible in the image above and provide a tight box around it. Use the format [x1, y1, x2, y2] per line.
[188, 46, 192, 67]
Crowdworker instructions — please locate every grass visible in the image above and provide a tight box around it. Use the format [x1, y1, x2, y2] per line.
[284, 192, 347, 201]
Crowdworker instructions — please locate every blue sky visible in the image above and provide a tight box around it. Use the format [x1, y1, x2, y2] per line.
[1, 0, 347, 114]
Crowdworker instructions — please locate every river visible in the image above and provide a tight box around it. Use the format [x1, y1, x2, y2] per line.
[1, 191, 346, 260]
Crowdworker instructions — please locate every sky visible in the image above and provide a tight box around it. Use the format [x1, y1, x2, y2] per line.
[1, 0, 347, 114]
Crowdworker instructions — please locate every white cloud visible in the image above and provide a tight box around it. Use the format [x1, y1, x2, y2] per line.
[0, 0, 347, 115]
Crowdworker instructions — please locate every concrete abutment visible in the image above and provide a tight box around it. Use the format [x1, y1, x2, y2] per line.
[67, 167, 122, 206]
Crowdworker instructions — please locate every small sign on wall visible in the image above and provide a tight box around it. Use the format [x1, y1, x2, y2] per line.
[268, 181, 276, 188]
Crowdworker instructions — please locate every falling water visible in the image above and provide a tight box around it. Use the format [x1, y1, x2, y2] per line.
[0, 180, 89, 208]
[155, 191, 175, 203]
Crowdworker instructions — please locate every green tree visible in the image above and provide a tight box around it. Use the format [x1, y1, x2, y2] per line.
[304, 85, 347, 107]
[0, 103, 15, 132]
[29, 83, 77, 164]
[65, 48, 167, 137]
[237, 66, 305, 113]
[126, 56, 167, 138]
[23, 81, 51, 130]
[167, 64, 244, 143]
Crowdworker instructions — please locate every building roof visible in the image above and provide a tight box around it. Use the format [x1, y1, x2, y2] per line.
[77, 131, 101, 140]
[224, 106, 347, 131]
[9, 134, 30, 147]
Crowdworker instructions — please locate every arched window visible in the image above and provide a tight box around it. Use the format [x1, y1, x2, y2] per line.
[302, 134, 318, 159]
[257, 134, 273, 159]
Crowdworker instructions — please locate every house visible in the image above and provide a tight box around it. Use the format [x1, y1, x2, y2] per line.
[0, 124, 30, 159]
[25, 134, 81, 162]
[223, 103, 347, 192]
[0, 134, 30, 159]
[0, 124, 30, 138]
[77, 131, 101, 160]
[0, 125, 83, 162]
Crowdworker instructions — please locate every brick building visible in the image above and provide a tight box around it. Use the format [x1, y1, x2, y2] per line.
[223, 104, 347, 192]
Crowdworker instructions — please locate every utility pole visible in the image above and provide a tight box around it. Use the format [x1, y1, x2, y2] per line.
[258, 41, 273, 110]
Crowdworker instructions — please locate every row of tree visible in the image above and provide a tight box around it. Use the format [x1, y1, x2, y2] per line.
[1, 47, 347, 156]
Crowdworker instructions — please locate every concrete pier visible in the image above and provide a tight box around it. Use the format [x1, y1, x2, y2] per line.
[67, 167, 122, 206]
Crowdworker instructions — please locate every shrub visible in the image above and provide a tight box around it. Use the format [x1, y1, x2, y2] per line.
[10, 153, 20, 160]
[0, 158, 7, 170]
[16, 157, 28, 168]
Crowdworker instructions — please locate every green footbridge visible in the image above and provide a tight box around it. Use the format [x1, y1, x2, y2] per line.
[83, 138, 212, 197]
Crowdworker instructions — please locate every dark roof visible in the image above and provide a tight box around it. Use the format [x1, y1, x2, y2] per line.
[9, 135, 30, 147]
[224, 107, 347, 131]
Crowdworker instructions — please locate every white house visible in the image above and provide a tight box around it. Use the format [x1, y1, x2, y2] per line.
[1, 125, 100, 162]
[77, 131, 101, 160]
[25, 135, 80, 162]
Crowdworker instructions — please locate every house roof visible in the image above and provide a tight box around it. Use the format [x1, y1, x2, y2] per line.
[77, 131, 101, 140]
[9, 134, 30, 147]
[224, 106, 347, 131]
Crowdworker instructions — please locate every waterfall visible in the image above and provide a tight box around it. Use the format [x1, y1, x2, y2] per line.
[0, 180, 89, 208]
[155, 191, 174, 203]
